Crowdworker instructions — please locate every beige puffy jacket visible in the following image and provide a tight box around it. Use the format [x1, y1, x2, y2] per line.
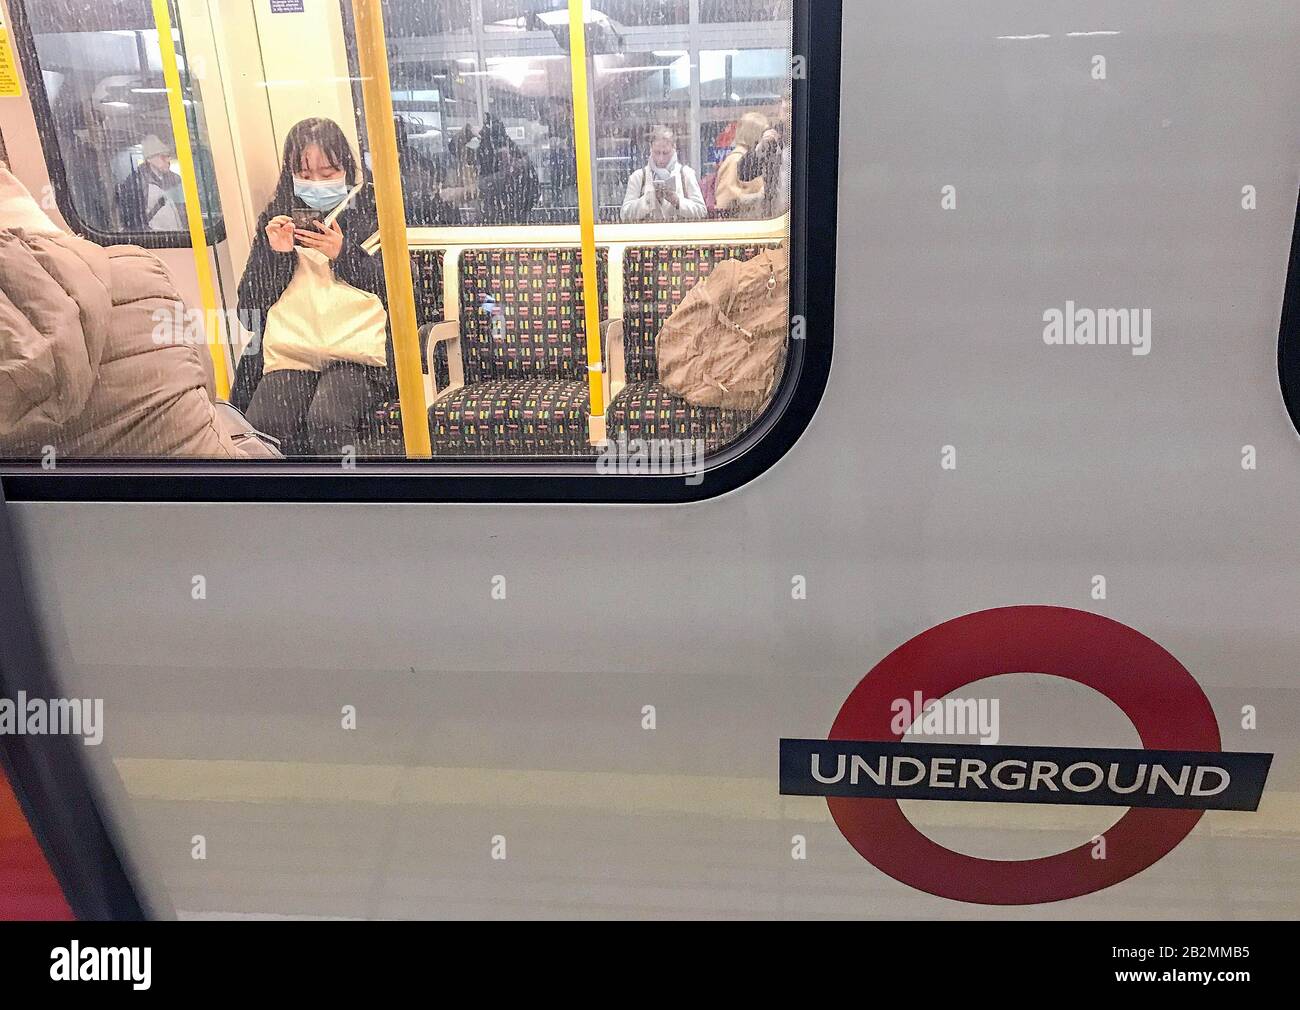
[0, 168, 264, 459]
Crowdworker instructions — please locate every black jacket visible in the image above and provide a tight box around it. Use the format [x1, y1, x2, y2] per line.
[737, 123, 787, 217]
[232, 183, 395, 411]
[475, 148, 540, 226]
[448, 118, 541, 226]
[400, 151, 462, 227]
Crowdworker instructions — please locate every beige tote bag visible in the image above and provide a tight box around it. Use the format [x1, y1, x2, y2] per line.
[262, 245, 388, 374]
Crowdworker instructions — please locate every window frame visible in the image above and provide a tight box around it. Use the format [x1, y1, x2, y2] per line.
[0, 0, 840, 504]
[0, 481, 148, 919]
[1279, 191, 1300, 440]
[6, 0, 227, 251]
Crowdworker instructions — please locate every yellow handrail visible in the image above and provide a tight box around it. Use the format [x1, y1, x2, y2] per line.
[151, 0, 230, 400]
[351, 0, 432, 458]
[567, 0, 608, 443]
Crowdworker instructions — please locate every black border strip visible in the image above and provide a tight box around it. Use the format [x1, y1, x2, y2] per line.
[1278, 189, 1300, 438]
[0, 481, 147, 920]
[6, 0, 227, 251]
[1, 0, 840, 503]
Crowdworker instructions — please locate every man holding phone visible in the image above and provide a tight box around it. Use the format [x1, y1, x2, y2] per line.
[621, 126, 707, 223]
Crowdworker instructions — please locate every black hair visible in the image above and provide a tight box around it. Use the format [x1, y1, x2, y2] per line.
[272, 118, 361, 206]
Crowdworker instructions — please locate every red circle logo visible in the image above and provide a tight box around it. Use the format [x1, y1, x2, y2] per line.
[826, 606, 1221, 905]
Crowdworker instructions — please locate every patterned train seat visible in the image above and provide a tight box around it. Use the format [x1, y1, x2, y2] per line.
[430, 248, 607, 456]
[608, 244, 780, 454]
[361, 248, 444, 456]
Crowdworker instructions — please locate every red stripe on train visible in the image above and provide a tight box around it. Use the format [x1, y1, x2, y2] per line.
[0, 764, 73, 920]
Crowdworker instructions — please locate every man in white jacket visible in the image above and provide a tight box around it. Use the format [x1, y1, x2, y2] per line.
[620, 127, 707, 223]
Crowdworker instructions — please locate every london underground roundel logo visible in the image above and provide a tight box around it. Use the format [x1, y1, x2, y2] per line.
[778, 606, 1272, 905]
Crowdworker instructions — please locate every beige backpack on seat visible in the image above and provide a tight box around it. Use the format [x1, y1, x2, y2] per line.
[655, 246, 789, 411]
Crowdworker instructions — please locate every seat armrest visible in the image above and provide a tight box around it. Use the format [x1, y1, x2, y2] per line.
[422, 320, 464, 399]
[602, 318, 626, 403]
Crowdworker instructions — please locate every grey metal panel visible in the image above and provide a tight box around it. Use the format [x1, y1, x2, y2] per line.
[8, 0, 1300, 917]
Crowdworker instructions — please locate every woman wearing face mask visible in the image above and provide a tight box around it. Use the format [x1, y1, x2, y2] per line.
[621, 126, 706, 223]
[232, 118, 395, 456]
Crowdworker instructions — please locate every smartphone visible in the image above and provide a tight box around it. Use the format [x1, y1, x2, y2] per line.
[291, 208, 323, 245]
[291, 182, 364, 245]
[291, 208, 323, 231]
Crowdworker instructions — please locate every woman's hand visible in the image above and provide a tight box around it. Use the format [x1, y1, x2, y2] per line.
[266, 215, 296, 254]
[295, 219, 344, 261]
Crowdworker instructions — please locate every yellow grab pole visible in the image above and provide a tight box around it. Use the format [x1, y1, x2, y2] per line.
[567, 0, 607, 443]
[352, 0, 432, 458]
[151, 0, 230, 400]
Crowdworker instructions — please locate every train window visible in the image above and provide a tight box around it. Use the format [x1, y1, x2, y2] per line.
[697, 48, 791, 220]
[0, 0, 837, 502]
[1280, 197, 1300, 442]
[356, 2, 573, 226]
[8, 0, 223, 248]
[387, 56, 558, 227]
[481, 0, 689, 31]
[700, 0, 792, 23]
[355, 2, 794, 228]
[486, 0, 690, 29]
[595, 50, 692, 223]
